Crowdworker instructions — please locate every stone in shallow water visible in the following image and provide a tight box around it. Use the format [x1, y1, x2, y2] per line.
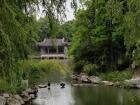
[102, 81, 114, 86]
[38, 85, 47, 88]
[124, 77, 140, 88]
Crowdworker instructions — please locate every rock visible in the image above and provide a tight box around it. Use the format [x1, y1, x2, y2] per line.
[14, 95, 24, 105]
[137, 85, 140, 89]
[80, 73, 87, 76]
[102, 81, 114, 86]
[26, 88, 36, 95]
[124, 77, 140, 88]
[71, 75, 80, 81]
[3, 93, 10, 98]
[26, 88, 32, 92]
[88, 76, 101, 84]
[21, 91, 28, 97]
[7, 97, 21, 105]
[71, 83, 92, 87]
[0, 96, 6, 105]
[38, 85, 47, 88]
[29, 94, 35, 99]
[21, 91, 30, 102]
[31, 87, 38, 97]
[114, 81, 121, 87]
[81, 75, 91, 83]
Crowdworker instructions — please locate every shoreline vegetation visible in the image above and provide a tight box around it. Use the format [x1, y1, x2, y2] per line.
[71, 70, 140, 89]
[0, 60, 70, 105]
[0, 59, 139, 105]
[1, 0, 140, 105]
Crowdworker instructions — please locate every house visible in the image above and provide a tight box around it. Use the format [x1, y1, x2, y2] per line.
[37, 38, 70, 59]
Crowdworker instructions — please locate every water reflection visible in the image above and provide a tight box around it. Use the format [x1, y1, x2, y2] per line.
[73, 86, 140, 105]
[32, 83, 74, 105]
[30, 84, 140, 105]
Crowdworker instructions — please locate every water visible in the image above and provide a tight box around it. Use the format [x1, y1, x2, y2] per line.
[29, 83, 140, 105]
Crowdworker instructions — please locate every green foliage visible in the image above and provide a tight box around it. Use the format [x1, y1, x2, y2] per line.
[36, 16, 74, 41]
[0, 80, 9, 94]
[37, 17, 61, 40]
[70, 0, 130, 72]
[61, 21, 74, 41]
[0, 0, 77, 93]
[73, 60, 88, 73]
[124, 0, 140, 67]
[20, 60, 67, 86]
[83, 64, 98, 76]
[100, 69, 133, 82]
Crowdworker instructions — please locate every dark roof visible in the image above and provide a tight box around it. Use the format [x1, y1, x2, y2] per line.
[38, 38, 70, 47]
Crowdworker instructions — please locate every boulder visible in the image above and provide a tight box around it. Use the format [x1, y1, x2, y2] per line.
[71, 75, 80, 81]
[26, 88, 32, 92]
[124, 77, 140, 88]
[29, 94, 35, 99]
[21, 91, 30, 102]
[3, 93, 10, 98]
[0, 96, 6, 105]
[102, 81, 114, 86]
[88, 76, 101, 84]
[7, 97, 21, 105]
[80, 73, 87, 76]
[14, 95, 24, 105]
[80, 75, 91, 83]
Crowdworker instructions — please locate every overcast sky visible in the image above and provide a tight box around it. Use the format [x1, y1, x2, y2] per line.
[36, 1, 75, 22]
[64, 1, 75, 21]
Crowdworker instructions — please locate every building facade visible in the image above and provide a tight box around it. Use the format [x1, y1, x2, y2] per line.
[37, 38, 70, 59]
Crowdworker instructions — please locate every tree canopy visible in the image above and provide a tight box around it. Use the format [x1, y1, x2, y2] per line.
[70, 0, 140, 73]
[0, 0, 77, 93]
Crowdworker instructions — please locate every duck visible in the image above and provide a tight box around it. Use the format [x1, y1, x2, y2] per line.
[60, 83, 65, 88]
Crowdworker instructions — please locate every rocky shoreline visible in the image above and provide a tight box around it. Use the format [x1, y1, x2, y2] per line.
[0, 87, 38, 105]
[71, 73, 140, 89]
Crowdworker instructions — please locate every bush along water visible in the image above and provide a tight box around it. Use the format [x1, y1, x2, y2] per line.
[21, 60, 68, 86]
[99, 69, 133, 82]
[83, 64, 99, 76]
[0, 60, 68, 94]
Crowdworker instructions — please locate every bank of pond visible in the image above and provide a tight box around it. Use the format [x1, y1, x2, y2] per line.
[29, 83, 140, 105]
[1, 60, 140, 105]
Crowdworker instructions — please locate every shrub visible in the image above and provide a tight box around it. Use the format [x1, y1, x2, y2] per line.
[83, 64, 98, 76]
[99, 69, 133, 82]
[73, 60, 88, 73]
[20, 60, 67, 86]
[0, 79, 9, 93]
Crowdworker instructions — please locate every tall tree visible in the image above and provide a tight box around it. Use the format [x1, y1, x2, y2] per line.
[70, 0, 127, 72]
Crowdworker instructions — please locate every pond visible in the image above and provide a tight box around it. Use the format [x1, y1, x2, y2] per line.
[28, 83, 140, 105]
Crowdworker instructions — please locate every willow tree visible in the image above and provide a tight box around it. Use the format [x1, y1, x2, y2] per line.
[0, 0, 78, 93]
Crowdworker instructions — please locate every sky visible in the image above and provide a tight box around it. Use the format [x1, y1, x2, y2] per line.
[36, 1, 75, 22]
[64, 1, 75, 21]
